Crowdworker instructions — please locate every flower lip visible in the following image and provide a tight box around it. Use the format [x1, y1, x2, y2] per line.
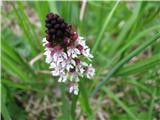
[75, 58, 80, 65]
[64, 37, 70, 45]
[69, 68, 75, 73]
[71, 32, 78, 41]
[76, 44, 83, 51]
[45, 42, 53, 48]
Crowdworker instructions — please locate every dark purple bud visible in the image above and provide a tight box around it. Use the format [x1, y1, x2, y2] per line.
[53, 14, 58, 19]
[77, 44, 83, 51]
[50, 29, 55, 33]
[71, 32, 78, 41]
[57, 17, 64, 23]
[65, 30, 71, 37]
[52, 35, 56, 40]
[50, 50, 55, 56]
[46, 23, 52, 28]
[45, 43, 53, 48]
[46, 34, 52, 42]
[67, 24, 72, 31]
[60, 23, 66, 29]
[54, 24, 60, 29]
[56, 30, 62, 37]
[64, 37, 70, 45]
[51, 20, 56, 25]
[45, 18, 50, 23]
[45, 12, 74, 44]
[47, 13, 54, 19]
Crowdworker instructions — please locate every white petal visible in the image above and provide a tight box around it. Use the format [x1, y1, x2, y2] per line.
[51, 70, 59, 76]
[67, 49, 71, 57]
[45, 57, 52, 63]
[62, 52, 68, 59]
[69, 86, 74, 93]
[62, 76, 67, 82]
[58, 77, 62, 82]
[42, 38, 46, 43]
[71, 60, 76, 66]
[49, 62, 56, 68]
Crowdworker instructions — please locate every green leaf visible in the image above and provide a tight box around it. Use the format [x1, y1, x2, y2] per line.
[148, 88, 157, 120]
[92, 0, 120, 53]
[79, 79, 93, 116]
[1, 37, 37, 79]
[12, 3, 38, 55]
[116, 54, 160, 76]
[91, 32, 160, 96]
[59, 83, 71, 120]
[35, 1, 50, 36]
[109, 2, 142, 56]
[1, 85, 12, 120]
[102, 87, 139, 120]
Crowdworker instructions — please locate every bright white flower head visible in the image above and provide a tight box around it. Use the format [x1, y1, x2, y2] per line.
[43, 12, 95, 95]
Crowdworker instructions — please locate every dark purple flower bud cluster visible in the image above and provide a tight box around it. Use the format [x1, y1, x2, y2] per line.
[45, 12, 72, 44]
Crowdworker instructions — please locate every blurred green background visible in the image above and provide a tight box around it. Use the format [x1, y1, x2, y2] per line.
[1, 1, 160, 120]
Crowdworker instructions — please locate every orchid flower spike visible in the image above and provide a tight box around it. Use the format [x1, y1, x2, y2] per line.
[43, 12, 95, 95]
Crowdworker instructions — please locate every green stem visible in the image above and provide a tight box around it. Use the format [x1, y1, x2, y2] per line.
[60, 83, 71, 119]
[79, 80, 92, 115]
[71, 95, 79, 120]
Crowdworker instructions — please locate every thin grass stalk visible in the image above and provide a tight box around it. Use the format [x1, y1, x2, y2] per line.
[108, 2, 142, 56]
[92, 0, 120, 53]
[104, 25, 160, 68]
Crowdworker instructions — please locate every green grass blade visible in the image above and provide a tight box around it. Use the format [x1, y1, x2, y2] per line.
[35, 1, 50, 36]
[148, 88, 157, 120]
[116, 54, 160, 76]
[92, 0, 120, 53]
[109, 2, 142, 56]
[104, 25, 160, 68]
[79, 79, 92, 116]
[1, 85, 12, 120]
[126, 80, 152, 94]
[117, 25, 160, 59]
[2, 52, 40, 84]
[102, 87, 139, 120]
[71, 95, 79, 120]
[17, 2, 41, 49]
[60, 83, 71, 120]
[2, 54, 29, 81]
[12, 3, 38, 55]
[49, 1, 58, 14]
[2, 101, 12, 120]
[2, 79, 29, 90]
[91, 32, 160, 96]
[1, 37, 37, 78]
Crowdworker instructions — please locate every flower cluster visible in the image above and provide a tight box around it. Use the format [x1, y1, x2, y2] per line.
[43, 13, 95, 95]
